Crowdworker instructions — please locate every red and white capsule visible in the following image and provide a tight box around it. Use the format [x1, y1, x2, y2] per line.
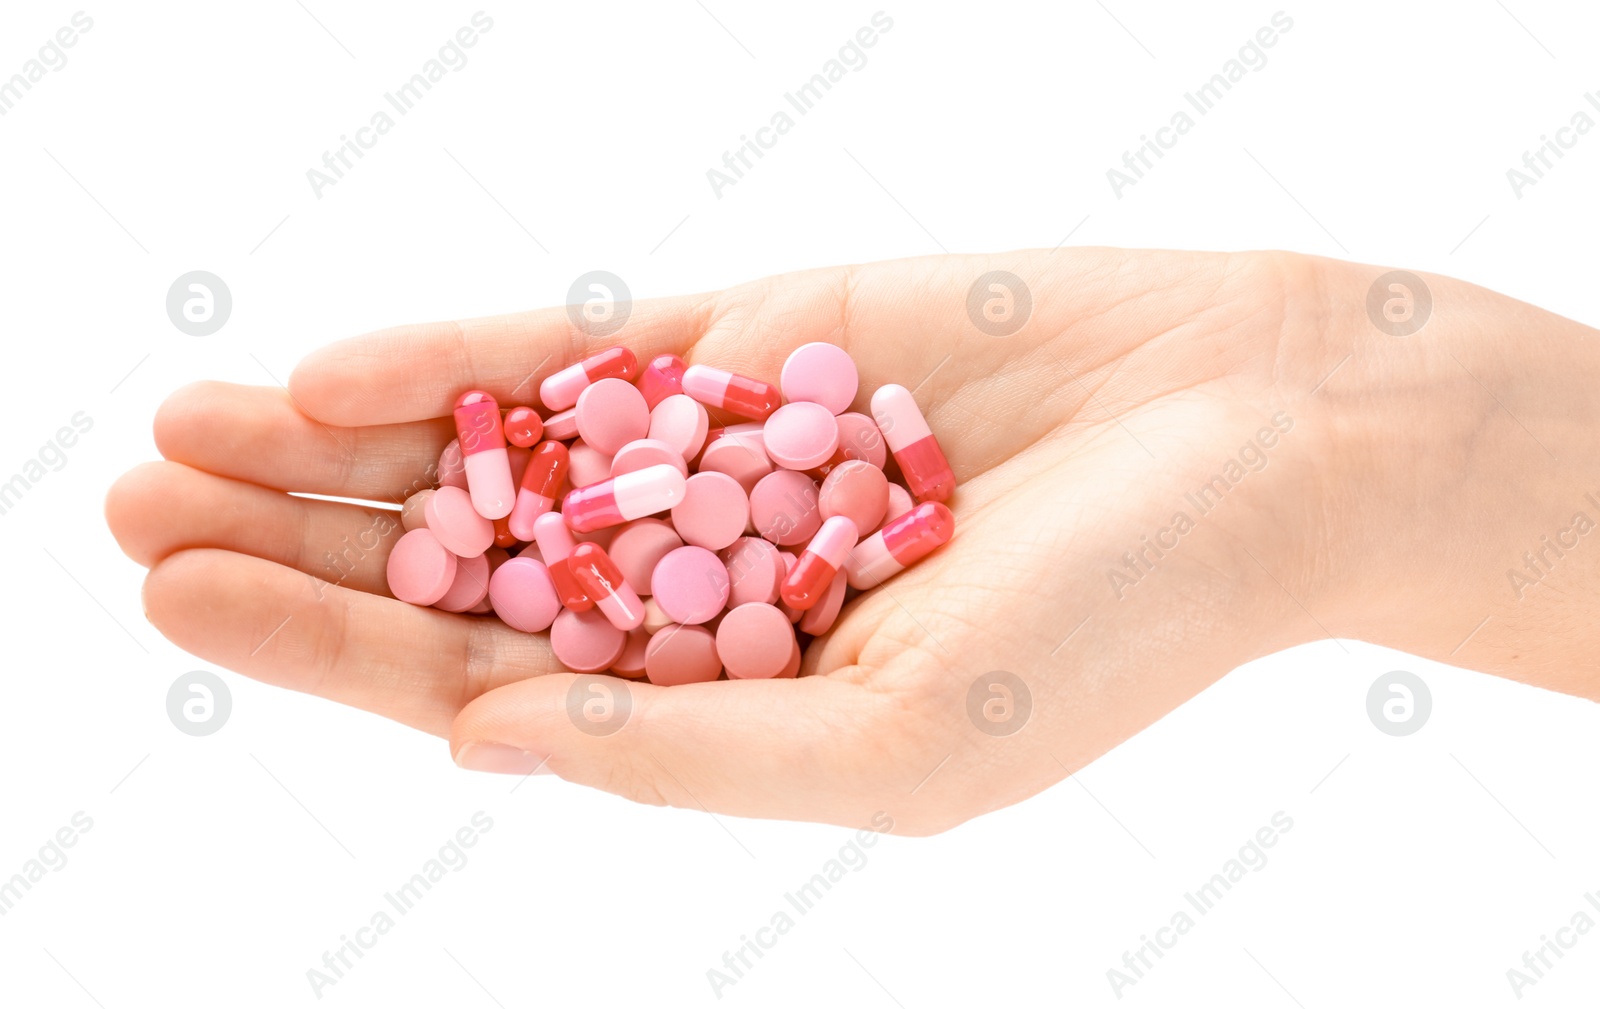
[561, 464, 687, 533]
[844, 502, 954, 590]
[780, 515, 859, 610]
[637, 353, 688, 410]
[532, 511, 591, 611]
[507, 440, 569, 541]
[569, 542, 646, 631]
[681, 364, 781, 421]
[540, 347, 638, 412]
[453, 391, 515, 519]
[871, 384, 955, 504]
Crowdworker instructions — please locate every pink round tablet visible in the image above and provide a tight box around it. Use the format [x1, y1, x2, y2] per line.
[401, 489, 434, 532]
[549, 607, 627, 673]
[610, 438, 689, 478]
[611, 627, 651, 678]
[644, 624, 722, 686]
[818, 460, 889, 533]
[567, 440, 615, 488]
[608, 518, 684, 594]
[575, 378, 650, 455]
[436, 439, 468, 490]
[780, 342, 859, 415]
[883, 482, 915, 524]
[798, 568, 848, 635]
[671, 472, 749, 551]
[697, 432, 773, 494]
[544, 407, 579, 440]
[762, 402, 840, 471]
[650, 546, 731, 625]
[777, 639, 802, 678]
[721, 536, 784, 607]
[716, 603, 796, 679]
[648, 394, 710, 461]
[832, 412, 888, 470]
[387, 529, 459, 606]
[749, 470, 822, 546]
[642, 596, 673, 634]
[433, 552, 492, 612]
[486, 556, 561, 632]
[424, 485, 494, 558]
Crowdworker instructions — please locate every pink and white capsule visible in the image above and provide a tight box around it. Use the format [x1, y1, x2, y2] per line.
[844, 502, 954, 590]
[681, 364, 781, 420]
[539, 347, 638, 412]
[780, 516, 860, 610]
[453, 391, 515, 519]
[561, 463, 687, 533]
[871, 384, 956, 504]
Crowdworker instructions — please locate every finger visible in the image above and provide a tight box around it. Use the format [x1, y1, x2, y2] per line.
[154, 381, 452, 500]
[447, 667, 953, 832]
[106, 461, 403, 595]
[143, 549, 553, 735]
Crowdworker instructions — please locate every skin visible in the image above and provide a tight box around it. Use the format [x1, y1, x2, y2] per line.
[104, 249, 1600, 835]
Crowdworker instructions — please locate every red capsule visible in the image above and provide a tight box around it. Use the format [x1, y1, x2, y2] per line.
[570, 543, 646, 631]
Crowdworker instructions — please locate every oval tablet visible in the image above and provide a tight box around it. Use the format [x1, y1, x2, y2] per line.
[424, 485, 495, 558]
[486, 556, 561, 632]
[576, 378, 650, 455]
[762, 402, 840, 471]
[716, 603, 796, 679]
[781, 342, 859, 415]
[644, 624, 722, 686]
[650, 546, 731, 625]
[387, 529, 459, 606]
[549, 607, 627, 673]
[671, 472, 749, 551]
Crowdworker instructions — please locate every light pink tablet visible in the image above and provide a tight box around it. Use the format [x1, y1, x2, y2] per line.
[798, 568, 848, 635]
[611, 438, 689, 478]
[576, 378, 650, 455]
[762, 402, 840, 471]
[777, 640, 801, 678]
[648, 394, 710, 460]
[387, 529, 459, 606]
[780, 342, 859, 415]
[721, 536, 784, 607]
[749, 470, 821, 546]
[607, 518, 683, 594]
[832, 412, 888, 470]
[644, 624, 722, 686]
[424, 486, 495, 558]
[671, 472, 749, 551]
[611, 627, 651, 678]
[567, 440, 615, 488]
[641, 596, 673, 634]
[486, 556, 561, 633]
[550, 607, 627, 673]
[716, 603, 796, 679]
[433, 552, 492, 612]
[697, 431, 772, 494]
[883, 482, 915, 524]
[818, 460, 889, 533]
[544, 407, 579, 441]
[650, 546, 731, 625]
[401, 489, 434, 532]
[436, 439, 468, 490]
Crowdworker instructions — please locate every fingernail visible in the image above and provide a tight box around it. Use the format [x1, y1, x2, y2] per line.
[454, 742, 551, 775]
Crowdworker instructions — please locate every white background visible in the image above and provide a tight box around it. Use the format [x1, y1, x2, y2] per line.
[2, 1, 1599, 1005]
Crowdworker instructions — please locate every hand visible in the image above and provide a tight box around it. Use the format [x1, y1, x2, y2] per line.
[105, 250, 1600, 834]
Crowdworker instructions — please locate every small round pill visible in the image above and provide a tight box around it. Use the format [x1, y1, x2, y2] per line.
[749, 470, 822, 546]
[401, 489, 434, 532]
[611, 627, 652, 678]
[503, 406, 544, 448]
[671, 472, 749, 551]
[641, 596, 673, 634]
[486, 556, 561, 633]
[697, 432, 773, 494]
[883, 482, 915, 524]
[831, 412, 887, 470]
[644, 624, 722, 686]
[549, 607, 627, 673]
[607, 518, 684, 594]
[576, 378, 650, 455]
[387, 529, 459, 606]
[721, 536, 784, 607]
[648, 394, 710, 460]
[716, 603, 796, 679]
[780, 342, 859, 415]
[424, 485, 494, 558]
[611, 438, 689, 478]
[433, 552, 492, 613]
[762, 402, 840, 471]
[777, 639, 802, 678]
[818, 460, 889, 533]
[650, 546, 731, 625]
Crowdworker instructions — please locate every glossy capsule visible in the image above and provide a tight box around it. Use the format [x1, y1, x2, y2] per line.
[871, 384, 955, 504]
[780, 516, 859, 610]
[637, 353, 688, 410]
[502, 406, 544, 448]
[453, 391, 515, 519]
[570, 542, 646, 631]
[540, 347, 638, 412]
[681, 364, 781, 421]
[533, 511, 592, 611]
[561, 464, 687, 533]
[508, 440, 570, 541]
[843, 502, 954, 590]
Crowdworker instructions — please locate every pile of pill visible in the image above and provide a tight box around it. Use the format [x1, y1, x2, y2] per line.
[386, 343, 956, 685]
